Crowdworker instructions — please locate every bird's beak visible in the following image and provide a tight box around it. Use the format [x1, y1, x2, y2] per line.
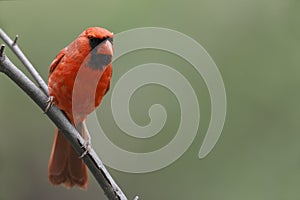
[97, 39, 113, 56]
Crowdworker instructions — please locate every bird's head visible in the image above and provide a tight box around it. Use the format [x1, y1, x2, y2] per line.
[79, 27, 114, 70]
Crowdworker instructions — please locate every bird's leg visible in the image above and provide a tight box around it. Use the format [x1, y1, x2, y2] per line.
[44, 96, 54, 113]
[78, 121, 92, 158]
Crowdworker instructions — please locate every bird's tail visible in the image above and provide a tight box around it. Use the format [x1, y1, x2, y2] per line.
[48, 123, 88, 189]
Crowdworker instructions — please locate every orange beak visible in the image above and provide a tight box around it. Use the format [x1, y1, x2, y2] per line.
[97, 39, 113, 56]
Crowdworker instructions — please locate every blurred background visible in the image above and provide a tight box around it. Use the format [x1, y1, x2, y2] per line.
[1, 0, 300, 199]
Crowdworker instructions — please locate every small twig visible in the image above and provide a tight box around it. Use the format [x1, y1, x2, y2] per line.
[12, 34, 18, 46]
[0, 44, 5, 57]
[0, 28, 48, 95]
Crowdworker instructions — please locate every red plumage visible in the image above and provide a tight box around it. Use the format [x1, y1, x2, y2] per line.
[47, 27, 113, 189]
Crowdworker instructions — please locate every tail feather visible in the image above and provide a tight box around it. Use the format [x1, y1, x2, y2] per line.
[48, 128, 88, 189]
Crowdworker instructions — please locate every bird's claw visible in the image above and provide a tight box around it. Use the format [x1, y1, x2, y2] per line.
[79, 140, 92, 158]
[44, 96, 54, 113]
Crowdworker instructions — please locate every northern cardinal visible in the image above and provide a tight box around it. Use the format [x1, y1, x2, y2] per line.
[47, 27, 113, 189]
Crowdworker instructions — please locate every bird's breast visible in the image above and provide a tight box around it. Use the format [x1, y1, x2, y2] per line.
[48, 54, 112, 124]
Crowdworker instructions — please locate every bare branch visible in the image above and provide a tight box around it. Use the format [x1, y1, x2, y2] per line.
[0, 40, 137, 199]
[0, 53, 128, 200]
[0, 28, 48, 95]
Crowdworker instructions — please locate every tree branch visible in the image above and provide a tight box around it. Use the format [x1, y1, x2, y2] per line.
[0, 31, 137, 200]
[0, 28, 48, 94]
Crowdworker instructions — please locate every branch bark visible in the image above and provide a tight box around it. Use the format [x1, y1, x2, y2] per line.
[0, 28, 48, 94]
[0, 30, 137, 200]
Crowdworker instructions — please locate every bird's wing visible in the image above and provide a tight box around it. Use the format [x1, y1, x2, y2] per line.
[49, 48, 66, 75]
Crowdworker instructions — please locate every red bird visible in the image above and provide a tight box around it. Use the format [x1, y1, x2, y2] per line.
[47, 27, 113, 189]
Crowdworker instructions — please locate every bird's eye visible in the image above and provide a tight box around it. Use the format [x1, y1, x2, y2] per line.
[88, 36, 113, 49]
[88, 36, 104, 49]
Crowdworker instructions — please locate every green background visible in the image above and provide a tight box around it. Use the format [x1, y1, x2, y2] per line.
[1, 0, 300, 199]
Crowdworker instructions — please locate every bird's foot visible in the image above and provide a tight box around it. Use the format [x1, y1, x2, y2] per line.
[79, 140, 92, 158]
[44, 96, 54, 113]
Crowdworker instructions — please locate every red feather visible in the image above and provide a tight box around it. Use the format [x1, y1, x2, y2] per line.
[47, 27, 113, 189]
